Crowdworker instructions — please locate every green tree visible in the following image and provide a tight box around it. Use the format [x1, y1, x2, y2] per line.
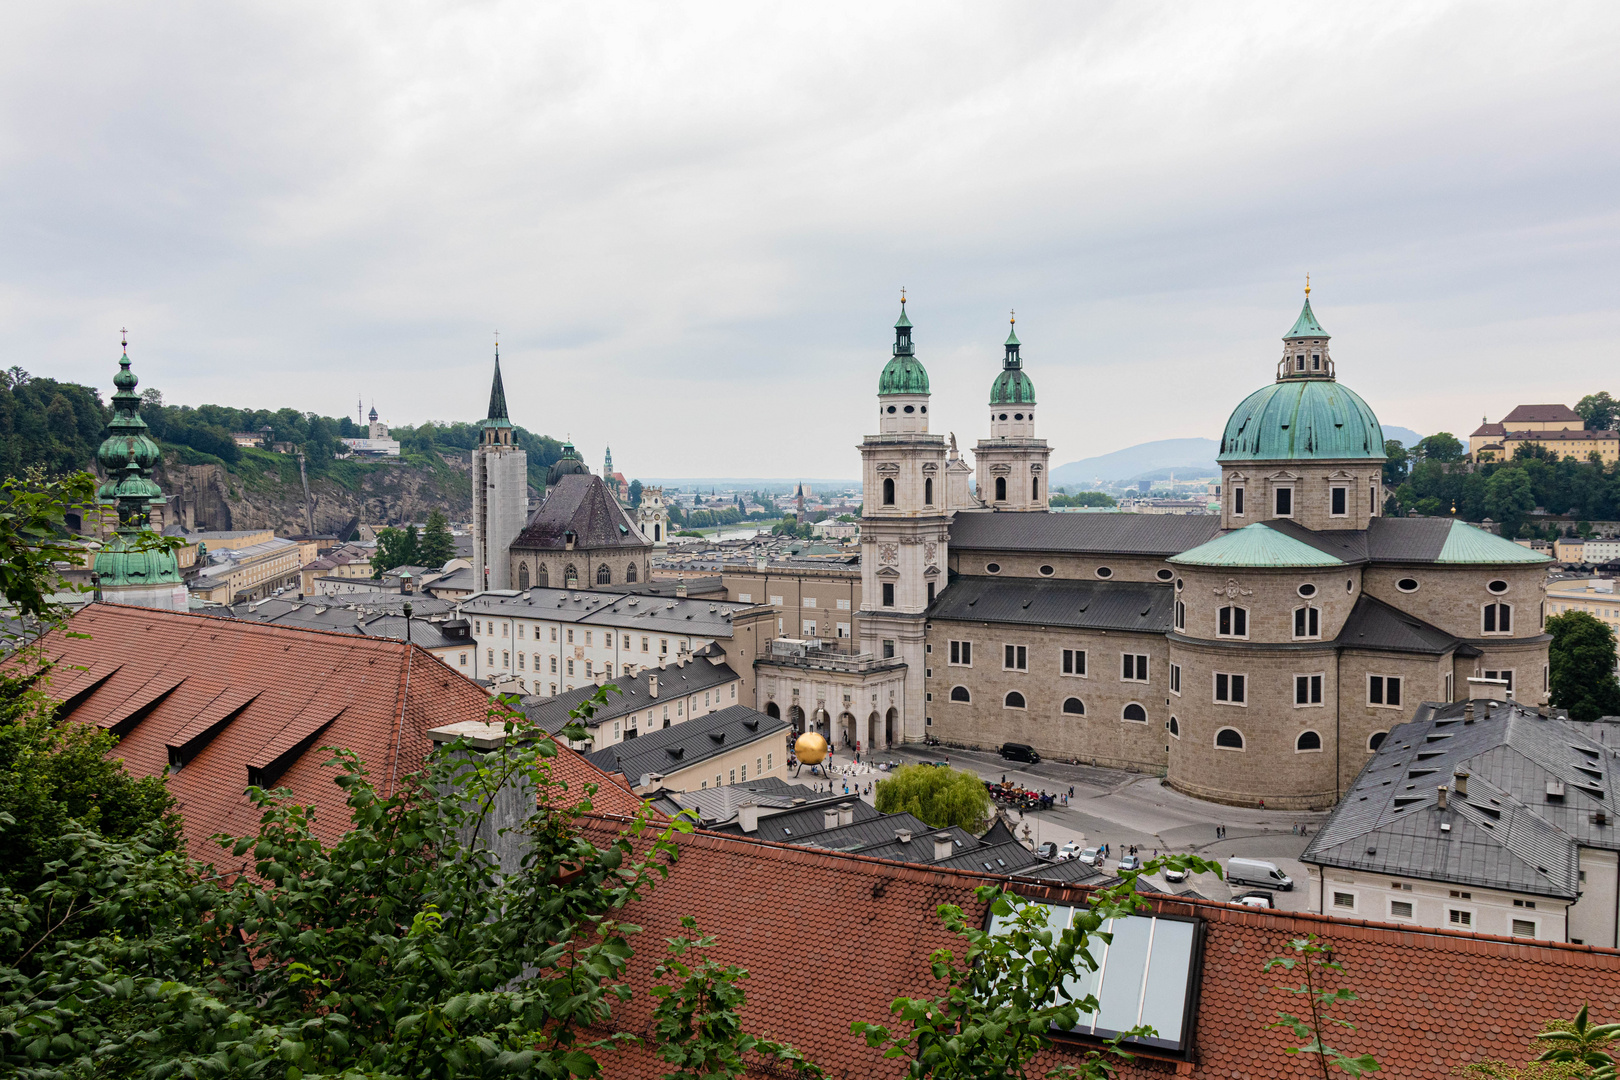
[649, 916, 821, 1079]
[1414, 432, 1465, 463]
[1381, 440, 1410, 487]
[852, 854, 1218, 1079]
[1265, 934, 1381, 1076]
[1547, 611, 1620, 721]
[1485, 468, 1535, 536]
[629, 479, 643, 507]
[418, 508, 456, 568]
[372, 523, 420, 576]
[0, 471, 97, 626]
[874, 765, 992, 832]
[1050, 491, 1117, 508]
[1576, 392, 1618, 432]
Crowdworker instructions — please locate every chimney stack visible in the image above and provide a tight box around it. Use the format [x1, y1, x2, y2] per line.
[823, 807, 839, 830]
[1464, 701, 1475, 724]
[738, 800, 759, 834]
[896, 829, 913, 844]
[676, 578, 688, 598]
[649, 674, 659, 698]
[838, 802, 854, 827]
[933, 832, 954, 861]
[1453, 771, 1469, 798]
[1437, 784, 1449, 811]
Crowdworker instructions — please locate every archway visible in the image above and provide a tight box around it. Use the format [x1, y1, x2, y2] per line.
[840, 711, 856, 749]
[885, 707, 898, 746]
[766, 701, 780, 720]
[787, 705, 805, 734]
[868, 711, 881, 750]
[813, 708, 831, 745]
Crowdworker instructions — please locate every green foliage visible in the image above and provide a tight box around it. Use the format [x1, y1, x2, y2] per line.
[0, 471, 97, 626]
[0, 688, 692, 1078]
[1264, 934, 1380, 1076]
[372, 524, 420, 576]
[649, 916, 822, 1079]
[1576, 392, 1618, 432]
[1547, 611, 1620, 722]
[418, 509, 456, 569]
[1382, 441, 1409, 487]
[1462, 1007, 1619, 1079]
[0, 373, 108, 478]
[874, 765, 992, 832]
[1049, 491, 1117, 508]
[628, 479, 643, 508]
[771, 520, 815, 540]
[852, 854, 1219, 1079]
[1415, 432, 1466, 463]
[1485, 468, 1536, 535]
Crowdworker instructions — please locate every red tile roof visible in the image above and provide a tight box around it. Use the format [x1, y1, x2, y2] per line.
[25, 604, 644, 866]
[1470, 421, 1506, 438]
[576, 816, 1620, 1080]
[1501, 404, 1582, 426]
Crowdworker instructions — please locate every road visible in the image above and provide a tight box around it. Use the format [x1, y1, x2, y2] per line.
[785, 742, 1329, 912]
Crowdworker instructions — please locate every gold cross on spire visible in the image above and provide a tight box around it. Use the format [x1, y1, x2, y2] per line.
[1010, 308, 1016, 325]
[900, 286, 906, 304]
[1305, 273, 1311, 296]
[120, 326, 128, 349]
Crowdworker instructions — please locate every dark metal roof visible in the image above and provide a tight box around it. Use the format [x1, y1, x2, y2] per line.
[584, 704, 789, 784]
[520, 658, 739, 732]
[1331, 594, 1465, 656]
[800, 812, 936, 853]
[512, 473, 649, 553]
[1302, 700, 1620, 899]
[1263, 520, 1370, 562]
[1364, 517, 1458, 563]
[856, 825, 990, 865]
[927, 575, 1173, 633]
[707, 794, 885, 839]
[934, 839, 1045, 875]
[946, 511, 1220, 556]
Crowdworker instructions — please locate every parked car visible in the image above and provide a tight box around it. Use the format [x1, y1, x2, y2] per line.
[1234, 891, 1275, 909]
[999, 742, 1041, 764]
[1078, 847, 1102, 866]
[1226, 858, 1294, 891]
[1057, 842, 1082, 862]
[1163, 866, 1188, 883]
[1035, 841, 1058, 860]
[1117, 854, 1142, 872]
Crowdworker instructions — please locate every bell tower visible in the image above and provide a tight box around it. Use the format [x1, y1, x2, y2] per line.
[972, 312, 1050, 511]
[858, 294, 948, 745]
[472, 342, 528, 591]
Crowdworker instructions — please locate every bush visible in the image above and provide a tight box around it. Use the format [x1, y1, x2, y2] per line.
[874, 765, 992, 832]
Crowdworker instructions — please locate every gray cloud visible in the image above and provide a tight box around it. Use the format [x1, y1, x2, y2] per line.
[2, 2, 1617, 477]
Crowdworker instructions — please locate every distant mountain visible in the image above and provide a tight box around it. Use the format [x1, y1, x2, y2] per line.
[1052, 426, 1427, 488]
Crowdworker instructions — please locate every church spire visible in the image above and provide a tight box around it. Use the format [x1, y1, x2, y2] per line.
[486, 342, 509, 421]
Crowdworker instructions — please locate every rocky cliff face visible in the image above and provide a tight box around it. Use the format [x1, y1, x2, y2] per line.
[151, 450, 478, 537]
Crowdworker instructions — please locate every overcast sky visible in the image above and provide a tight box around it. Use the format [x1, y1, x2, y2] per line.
[3, 3, 1617, 479]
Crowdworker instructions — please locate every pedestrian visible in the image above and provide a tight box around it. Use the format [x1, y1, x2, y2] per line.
[1069, 785, 1074, 798]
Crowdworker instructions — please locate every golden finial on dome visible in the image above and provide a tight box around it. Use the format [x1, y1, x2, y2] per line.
[900, 286, 906, 305]
[1305, 273, 1311, 297]
[1010, 308, 1016, 325]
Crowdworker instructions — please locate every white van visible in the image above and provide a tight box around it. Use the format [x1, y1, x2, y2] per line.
[1227, 858, 1293, 892]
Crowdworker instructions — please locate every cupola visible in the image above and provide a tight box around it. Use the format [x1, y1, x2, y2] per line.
[878, 291, 930, 434]
[988, 312, 1035, 439]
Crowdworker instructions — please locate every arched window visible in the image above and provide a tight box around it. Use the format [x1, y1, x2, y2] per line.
[1122, 703, 1147, 722]
[1483, 603, 1512, 634]
[1215, 728, 1245, 750]
[950, 685, 971, 702]
[626, 562, 638, 583]
[1004, 691, 1026, 709]
[925, 477, 934, 505]
[537, 564, 549, 587]
[1293, 606, 1320, 639]
[883, 478, 895, 506]
[597, 564, 612, 585]
[654, 523, 661, 541]
[1218, 605, 1248, 637]
[1032, 477, 1040, 501]
[1368, 731, 1387, 752]
[517, 563, 530, 590]
[995, 476, 1007, 501]
[1168, 716, 1180, 738]
[1296, 730, 1322, 752]
[1062, 697, 1084, 715]
[563, 564, 578, 585]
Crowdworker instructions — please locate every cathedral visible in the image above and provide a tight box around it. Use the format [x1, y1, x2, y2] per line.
[756, 288, 1551, 809]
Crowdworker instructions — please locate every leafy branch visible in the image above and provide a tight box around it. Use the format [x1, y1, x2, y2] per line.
[1264, 934, 1380, 1077]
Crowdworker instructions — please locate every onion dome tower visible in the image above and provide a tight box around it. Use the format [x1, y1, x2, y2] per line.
[94, 333, 186, 610]
[471, 341, 527, 590]
[1216, 281, 1386, 531]
[972, 311, 1049, 510]
[876, 292, 930, 434]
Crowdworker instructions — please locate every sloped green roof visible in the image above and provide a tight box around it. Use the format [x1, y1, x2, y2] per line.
[1286, 296, 1328, 339]
[879, 355, 929, 395]
[1219, 378, 1384, 462]
[990, 368, 1035, 405]
[1436, 520, 1552, 564]
[1168, 523, 1347, 568]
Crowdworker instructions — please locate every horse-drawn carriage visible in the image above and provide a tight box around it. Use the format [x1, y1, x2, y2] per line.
[984, 780, 1055, 811]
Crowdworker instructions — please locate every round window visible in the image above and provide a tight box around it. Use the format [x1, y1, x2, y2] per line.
[1175, 577, 1184, 591]
[920, 405, 927, 413]
[1397, 578, 1419, 593]
[1039, 564, 1055, 576]
[1157, 568, 1174, 581]
[1347, 578, 1355, 593]
[999, 413, 1009, 421]
[986, 563, 1001, 574]
[1095, 567, 1113, 579]
[886, 405, 896, 414]
[1297, 583, 1317, 598]
[903, 405, 915, 414]
[1487, 579, 1509, 594]
[1014, 413, 1024, 421]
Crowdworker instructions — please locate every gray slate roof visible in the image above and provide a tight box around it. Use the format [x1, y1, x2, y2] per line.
[518, 658, 740, 733]
[1302, 700, 1620, 900]
[1332, 594, 1473, 657]
[584, 704, 789, 785]
[512, 473, 647, 552]
[947, 512, 1220, 556]
[927, 575, 1174, 633]
[711, 796, 885, 840]
[459, 588, 752, 639]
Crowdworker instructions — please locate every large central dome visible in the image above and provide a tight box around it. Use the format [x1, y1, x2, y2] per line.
[1218, 378, 1384, 461]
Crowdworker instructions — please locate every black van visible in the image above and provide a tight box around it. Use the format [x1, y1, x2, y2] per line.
[1000, 742, 1041, 764]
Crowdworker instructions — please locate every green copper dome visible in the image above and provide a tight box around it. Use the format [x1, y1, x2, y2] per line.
[96, 347, 162, 499]
[1218, 377, 1384, 461]
[92, 341, 182, 595]
[1286, 294, 1328, 339]
[878, 298, 929, 396]
[989, 322, 1034, 404]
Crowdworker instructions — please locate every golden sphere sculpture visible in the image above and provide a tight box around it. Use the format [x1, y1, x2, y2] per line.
[794, 731, 828, 765]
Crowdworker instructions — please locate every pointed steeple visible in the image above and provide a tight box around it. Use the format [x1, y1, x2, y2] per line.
[989, 310, 1035, 405]
[1285, 276, 1329, 340]
[487, 343, 510, 420]
[878, 290, 929, 396]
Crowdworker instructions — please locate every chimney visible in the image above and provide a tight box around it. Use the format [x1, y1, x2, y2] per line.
[738, 800, 759, 834]
[896, 828, 912, 844]
[823, 807, 839, 830]
[676, 578, 688, 598]
[1437, 784, 1449, 811]
[933, 832, 954, 861]
[1464, 701, 1475, 724]
[648, 674, 659, 698]
[837, 802, 854, 827]
[1453, 771, 1469, 798]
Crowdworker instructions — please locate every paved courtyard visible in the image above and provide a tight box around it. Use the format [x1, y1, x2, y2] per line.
[780, 741, 1330, 912]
